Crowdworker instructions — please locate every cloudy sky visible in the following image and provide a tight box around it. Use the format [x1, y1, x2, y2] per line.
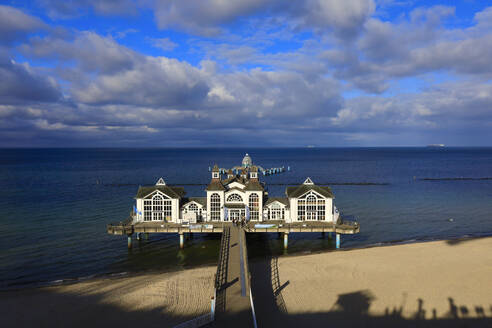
[1, 0, 492, 147]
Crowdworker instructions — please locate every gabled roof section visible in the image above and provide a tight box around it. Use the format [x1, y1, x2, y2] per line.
[244, 179, 264, 191]
[285, 184, 334, 199]
[182, 197, 207, 208]
[136, 185, 186, 199]
[265, 197, 289, 206]
[206, 180, 226, 191]
[222, 175, 247, 187]
[225, 186, 245, 193]
[156, 177, 166, 186]
[303, 177, 314, 185]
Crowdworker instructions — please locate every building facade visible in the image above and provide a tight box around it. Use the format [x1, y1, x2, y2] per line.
[133, 156, 340, 224]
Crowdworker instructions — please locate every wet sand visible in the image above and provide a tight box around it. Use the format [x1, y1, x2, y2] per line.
[0, 266, 215, 328]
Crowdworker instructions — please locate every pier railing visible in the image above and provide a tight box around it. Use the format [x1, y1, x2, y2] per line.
[215, 226, 230, 313]
[106, 216, 134, 235]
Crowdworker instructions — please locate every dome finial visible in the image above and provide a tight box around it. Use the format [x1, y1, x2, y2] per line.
[242, 153, 252, 168]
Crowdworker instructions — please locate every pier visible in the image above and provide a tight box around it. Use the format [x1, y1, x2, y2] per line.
[106, 154, 361, 326]
[107, 219, 358, 327]
[107, 220, 359, 249]
[214, 226, 256, 327]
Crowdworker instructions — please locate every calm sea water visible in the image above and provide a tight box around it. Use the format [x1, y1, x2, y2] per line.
[1, 148, 492, 289]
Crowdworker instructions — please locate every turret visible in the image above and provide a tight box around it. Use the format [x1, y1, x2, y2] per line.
[250, 166, 258, 180]
[242, 153, 252, 168]
[212, 164, 220, 180]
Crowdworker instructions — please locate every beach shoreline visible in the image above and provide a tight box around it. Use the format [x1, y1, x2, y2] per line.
[4, 232, 492, 293]
[1, 235, 492, 327]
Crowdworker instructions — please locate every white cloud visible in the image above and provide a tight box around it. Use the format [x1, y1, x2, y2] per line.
[148, 37, 178, 51]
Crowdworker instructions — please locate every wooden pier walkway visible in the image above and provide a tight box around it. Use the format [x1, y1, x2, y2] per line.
[214, 225, 256, 327]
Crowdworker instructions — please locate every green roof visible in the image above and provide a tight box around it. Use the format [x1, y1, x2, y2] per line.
[136, 185, 185, 199]
[285, 184, 334, 199]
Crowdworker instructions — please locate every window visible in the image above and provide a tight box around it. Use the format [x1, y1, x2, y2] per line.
[163, 198, 172, 219]
[317, 199, 325, 221]
[152, 195, 163, 221]
[297, 192, 325, 221]
[144, 200, 152, 221]
[188, 203, 202, 218]
[249, 193, 259, 220]
[226, 193, 243, 202]
[297, 199, 305, 221]
[268, 203, 284, 220]
[306, 195, 317, 220]
[210, 193, 221, 221]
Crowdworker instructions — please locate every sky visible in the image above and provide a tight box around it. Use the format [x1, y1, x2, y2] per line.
[1, 0, 492, 147]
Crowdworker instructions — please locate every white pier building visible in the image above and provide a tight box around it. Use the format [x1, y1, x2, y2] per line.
[133, 154, 340, 225]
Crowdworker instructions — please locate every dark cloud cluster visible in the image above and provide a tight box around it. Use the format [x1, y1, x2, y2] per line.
[0, 5, 46, 44]
[152, 0, 375, 38]
[0, 2, 492, 146]
[40, 0, 138, 18]
[0, 57, 61, 104]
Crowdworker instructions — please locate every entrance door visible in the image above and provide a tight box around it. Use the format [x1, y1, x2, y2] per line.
[306, 211, 317, 221]
[153, 212, 163, 221]
[229, 209, 240, 222]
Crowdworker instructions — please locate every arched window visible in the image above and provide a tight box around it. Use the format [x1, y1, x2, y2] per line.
[188, 203, 202, 218]
[249, 193, 259, 220]
[189, 203, 198, 213]
[297, 192, 325, 221]
[210, 193, 221, 221]
[306, 194, 317, 220]
[151, 194, 172, 221]
[226, 193, 243, 202]
[268, 203, 284, 220]
[152, 194, 163, 221]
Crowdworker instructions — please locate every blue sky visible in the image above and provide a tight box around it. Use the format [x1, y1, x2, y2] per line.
[1, 0, 492, 147]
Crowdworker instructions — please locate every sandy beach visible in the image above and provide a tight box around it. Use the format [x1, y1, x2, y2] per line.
[0, 266, 215, 328]
[2, 237, 492, 328]
[251, 236, 492, 327]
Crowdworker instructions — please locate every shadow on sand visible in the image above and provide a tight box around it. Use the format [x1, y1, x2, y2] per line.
[249, 234, 492, 328]
[0, 279, 208, 328]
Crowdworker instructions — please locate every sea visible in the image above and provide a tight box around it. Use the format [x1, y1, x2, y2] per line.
[1, 147, 492, 290]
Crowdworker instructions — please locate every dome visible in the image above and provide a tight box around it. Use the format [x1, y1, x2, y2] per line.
[242, 153, 252, 167]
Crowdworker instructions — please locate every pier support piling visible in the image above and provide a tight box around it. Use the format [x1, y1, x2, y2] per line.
[336, 233, 341, 249]
[179, 233, 184, 249]
[127, 235, 132, 249]
[284, 232, 289, 249]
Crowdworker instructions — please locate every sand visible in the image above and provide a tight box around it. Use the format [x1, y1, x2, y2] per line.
[0, 266, 215, 328]
[250, 236, 492, 327]
[2, 237, 492, 328]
